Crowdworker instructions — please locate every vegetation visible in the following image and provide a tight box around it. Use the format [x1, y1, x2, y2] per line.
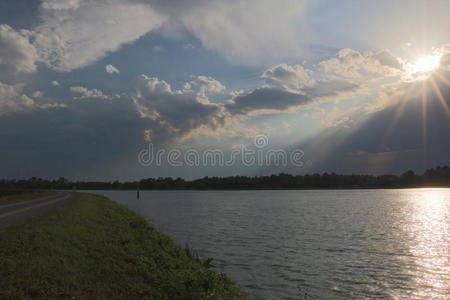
[0, 166, 449, 190]
[0, 190, 54, 205]
[0, 193, 247, 299]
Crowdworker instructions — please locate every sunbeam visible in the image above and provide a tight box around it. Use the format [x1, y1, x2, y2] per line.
[421, 80, 428, 170]
[429, 77, 450, 115]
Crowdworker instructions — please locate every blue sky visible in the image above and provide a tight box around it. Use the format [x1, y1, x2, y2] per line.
[0, 0, 449, 180]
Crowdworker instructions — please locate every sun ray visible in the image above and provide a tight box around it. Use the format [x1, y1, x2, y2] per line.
[381, 81, 419, 148]
[431, 71, 450, 87]
[429, 76, 450, 116]
[421, 80, 428, 170]
[382, 95, 408, 147]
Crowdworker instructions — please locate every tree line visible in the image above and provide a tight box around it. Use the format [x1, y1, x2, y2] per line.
[0, 166, 449, 191]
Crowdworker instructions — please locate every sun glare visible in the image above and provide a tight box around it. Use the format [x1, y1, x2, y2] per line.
[409, 53, 442, 74]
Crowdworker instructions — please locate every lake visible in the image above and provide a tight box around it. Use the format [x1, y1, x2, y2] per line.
[92, 189, 450, 299]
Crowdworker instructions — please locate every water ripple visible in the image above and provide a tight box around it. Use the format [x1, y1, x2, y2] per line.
[98, 188, 450, 299]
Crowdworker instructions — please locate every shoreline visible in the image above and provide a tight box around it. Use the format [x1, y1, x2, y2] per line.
[70, 186, 450, 191]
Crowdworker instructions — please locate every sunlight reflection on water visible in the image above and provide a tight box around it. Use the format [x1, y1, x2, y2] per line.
[405, 189, 449, 299]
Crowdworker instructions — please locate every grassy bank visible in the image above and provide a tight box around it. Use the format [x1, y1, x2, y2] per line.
[0, 190, 55, 205]
[0, 193, 247, 299]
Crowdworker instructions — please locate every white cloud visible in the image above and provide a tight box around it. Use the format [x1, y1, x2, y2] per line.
[0, 2, 408, 79]
[183, 75, 225, 98]
[40, 103, 69, 110]
[0, 82, 35, 114]
[33, 0, 166, 71]
[0, 0, 311, 74]
[0, 81, 68, 115]
[262, 64, 314, 92]
[225, 59, 363, 115]
[134, 75, 226, 140]
[32, 91, 44, 98]
[41, 0, 81, 10]
[0, 24, 38, 73]
[26, 0, 308, 73]
[51, 80, 60, 86]
[319, 48, 404, 79]
[155, 0, 309, 62]
[105, 64, 119, 74]
[131, 59, 362, 140]
[70, 86, 118, 100]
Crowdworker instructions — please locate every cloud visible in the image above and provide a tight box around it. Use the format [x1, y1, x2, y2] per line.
[0, 0, 310, 74]
[183, 75, 225, 98]
[0, 95, 146, 178]
[1, 45, 447, 178]
[226, 62, 360, 115]
[226, 81, 359, 115]
[32, 91, 44, 98]
[133, 75, 226, 141]
[24, 0, 309, 72]
[0, 82, 71, 116]
[0, 24, 38, 73]
[152, 0, 308, 62]
[52, 66, 355, 143]
[0, 2, 408, 77]
[319, 48, 404, 79]
[226, 88, 309, 115]
[105, 64, 119, 74]
[70, 86, 119, 100]
[262, 64, 314, 91]
[0, 43, 401, 146]
[0, 82, 35, 114]
[370, 50, 403, 71]
[130, 58, 364, 134]
[303, 79, 360, 99]
[33, 0, 165, 71]
[217, 47, 404, 119]
[285, 58, 450, 175]
[436, 43, 450, 71]
[41, 0, 81, 10]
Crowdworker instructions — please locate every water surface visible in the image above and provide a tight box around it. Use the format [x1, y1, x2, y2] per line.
[93, 189, 450, 299]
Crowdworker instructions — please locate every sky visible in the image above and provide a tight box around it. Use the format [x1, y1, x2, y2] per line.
[0, 0, 449, 180]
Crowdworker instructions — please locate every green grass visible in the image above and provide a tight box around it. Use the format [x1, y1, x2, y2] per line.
[0, 190, 55, 205]
[0, 193, 247, 299]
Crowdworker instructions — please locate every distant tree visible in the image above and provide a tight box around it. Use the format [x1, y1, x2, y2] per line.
[0, 166, 449, 191]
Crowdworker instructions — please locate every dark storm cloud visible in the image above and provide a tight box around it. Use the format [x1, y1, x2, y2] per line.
[0, 96, 149, 178]
[0, 75, 230, 178]
[225, 80, 359, 115]
[225, 88, 309, 115]
[303, 79, 360, 98]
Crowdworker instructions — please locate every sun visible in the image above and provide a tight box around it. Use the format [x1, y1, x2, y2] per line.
[409, 53, 442, 74]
